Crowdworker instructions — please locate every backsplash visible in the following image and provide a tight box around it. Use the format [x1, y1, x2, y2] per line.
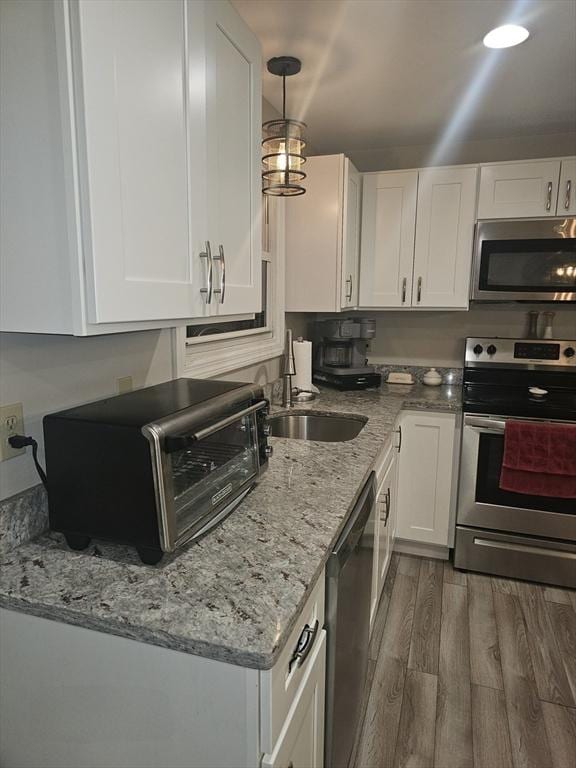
[0, 483, 48, 557]
[374, 364, 463, 385]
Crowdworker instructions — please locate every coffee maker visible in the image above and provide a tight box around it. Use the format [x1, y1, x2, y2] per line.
[312, 318, 382, 390]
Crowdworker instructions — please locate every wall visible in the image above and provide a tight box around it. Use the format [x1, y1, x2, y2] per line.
[347, 131, 576, 172]
[0, 330, 174, 499]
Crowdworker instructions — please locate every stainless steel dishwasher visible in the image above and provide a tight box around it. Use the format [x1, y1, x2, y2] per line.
[325, 472, 376, 768]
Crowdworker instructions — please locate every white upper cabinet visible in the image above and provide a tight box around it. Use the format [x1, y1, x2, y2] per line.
[477, 160, 561, 219]
[558, 157, 576, 216]
[413, 166, 478, 308]
[285, 155, 361, 313]
[359, 166, 477, 309]
[360, 171, 417, 307]
[72, 0, 196, 324]
[205, 0, 261, 316]
[0, 0, 261, 335]
[341, 161, 362, 308]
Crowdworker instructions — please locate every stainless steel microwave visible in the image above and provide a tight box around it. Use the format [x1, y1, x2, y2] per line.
[44, 379, 271, 564]
[471, 217, 576, 302]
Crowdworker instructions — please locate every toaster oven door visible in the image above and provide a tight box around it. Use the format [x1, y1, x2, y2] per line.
[146, 402, 266, 551]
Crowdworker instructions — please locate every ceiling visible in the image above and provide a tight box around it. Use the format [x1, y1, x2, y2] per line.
[233, 0, 576, 160]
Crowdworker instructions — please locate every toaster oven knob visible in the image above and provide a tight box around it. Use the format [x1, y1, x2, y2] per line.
[564, 346, 575, 358]
[487, 344, 497, 356]
[473, 344, 484, 355]
[264, 445, 274, 458]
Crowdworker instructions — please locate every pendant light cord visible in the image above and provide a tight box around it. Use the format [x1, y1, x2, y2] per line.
[282, 73, 286, 119]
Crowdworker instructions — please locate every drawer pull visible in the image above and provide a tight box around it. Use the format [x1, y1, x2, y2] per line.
[288, 619, 319, 673]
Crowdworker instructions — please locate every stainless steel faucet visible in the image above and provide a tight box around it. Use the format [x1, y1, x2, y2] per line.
[281, 328, 296, 408]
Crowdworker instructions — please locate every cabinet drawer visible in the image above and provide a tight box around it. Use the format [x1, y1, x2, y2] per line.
[261, 630, 326, 768]
[260, 574, 325, 754]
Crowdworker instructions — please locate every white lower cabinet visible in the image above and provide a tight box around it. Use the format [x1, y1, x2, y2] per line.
[370, 440, 398, 625]
[396, 411, 456, 547]
[261, 631, 326, 768]
[0, 572, 327, 768]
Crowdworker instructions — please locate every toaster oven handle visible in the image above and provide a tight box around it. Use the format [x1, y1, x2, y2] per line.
[164, 401, 269, 452]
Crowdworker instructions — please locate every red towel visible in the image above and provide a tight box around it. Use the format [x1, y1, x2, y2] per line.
[499, 420, 576, 499]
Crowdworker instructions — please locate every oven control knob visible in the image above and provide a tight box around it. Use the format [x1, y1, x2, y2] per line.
[564, 347, 575, 358]
[486, 344, 497, 356]
[473, 344, 484, 355]
[529, 387, 548, 397]
[263, 423, 272, 436]
[264, 445, 274, 458]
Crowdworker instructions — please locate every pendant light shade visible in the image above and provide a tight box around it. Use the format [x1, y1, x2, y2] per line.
[262, 57, 307, 197]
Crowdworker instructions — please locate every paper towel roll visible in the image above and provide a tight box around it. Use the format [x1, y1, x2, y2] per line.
[293, 339, 313, 392]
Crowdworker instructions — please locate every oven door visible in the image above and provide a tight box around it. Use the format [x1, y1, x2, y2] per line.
[457, 414, 576, 541]
[146, 401, 266, 551]
[471, 218, 576, 302]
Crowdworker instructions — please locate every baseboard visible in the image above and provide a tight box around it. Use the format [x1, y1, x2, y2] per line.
[394, 538, 449, 560]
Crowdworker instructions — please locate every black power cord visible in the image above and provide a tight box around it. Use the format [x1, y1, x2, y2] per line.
[8, 435, 48, 490]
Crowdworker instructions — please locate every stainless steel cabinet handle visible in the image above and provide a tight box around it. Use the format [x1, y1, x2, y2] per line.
[565, 180, 572, 210]
[288, 619, 319, 673]
[346, 274, 353, 302]
[213, 245, 226, 303]
[380, 488, 390, 524]
[546, 181, 553, 211]
[417, 276, 422, 303]
[199, 241, 213, 304]
[401, 277, 407, 304]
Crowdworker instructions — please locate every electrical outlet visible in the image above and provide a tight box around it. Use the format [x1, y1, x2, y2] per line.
[0, 403, 25, 461]
[117, 376, 133, 394]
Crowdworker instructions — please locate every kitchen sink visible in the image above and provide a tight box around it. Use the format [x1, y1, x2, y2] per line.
[268, 412, 366, 442]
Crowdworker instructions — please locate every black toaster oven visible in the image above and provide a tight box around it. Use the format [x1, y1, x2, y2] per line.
[43, 378, 271, 564]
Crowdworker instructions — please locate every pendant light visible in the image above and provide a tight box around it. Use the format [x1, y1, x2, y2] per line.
[262, 56, 307, 196]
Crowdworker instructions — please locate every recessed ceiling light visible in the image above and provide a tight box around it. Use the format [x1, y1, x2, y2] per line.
[483, 24, 530, 49]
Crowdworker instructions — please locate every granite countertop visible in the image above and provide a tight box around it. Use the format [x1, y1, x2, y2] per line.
[0, 384, 460, 670]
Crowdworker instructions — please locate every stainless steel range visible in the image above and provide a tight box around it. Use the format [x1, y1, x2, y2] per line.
[454, 337, 576, 588]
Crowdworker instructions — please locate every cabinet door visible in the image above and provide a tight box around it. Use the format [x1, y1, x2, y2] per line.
[285, 155, 344, 312]
[396, 412, 456, 546]
[359, 171, 417, 307]
[72, 0, 198, 324]
[412, 167, 477, 308]
[477, 160, 561, 219]
[262, 631, 326, 768]
[340, 159, 361, 308]
[205, 0, 261, 317]
[374, 452, 397, 605]
[558, 157, 576, 216]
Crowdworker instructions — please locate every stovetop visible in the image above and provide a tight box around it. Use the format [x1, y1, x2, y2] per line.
[463, 337, 576, 420]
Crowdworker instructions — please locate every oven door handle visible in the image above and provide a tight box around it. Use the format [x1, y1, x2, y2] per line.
[464, 416, 506, 432]
[164, 401, 268, 452]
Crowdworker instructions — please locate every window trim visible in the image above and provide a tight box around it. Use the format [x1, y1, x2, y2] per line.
[174, 199, 285, 379]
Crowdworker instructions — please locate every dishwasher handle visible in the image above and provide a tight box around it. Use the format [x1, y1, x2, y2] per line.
[331, 472, 375, 567]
